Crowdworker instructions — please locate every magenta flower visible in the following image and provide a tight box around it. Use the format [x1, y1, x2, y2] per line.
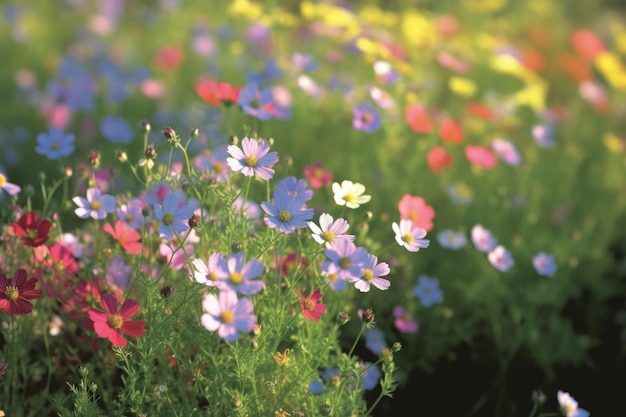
[227, 137, 279, 180]
[471, 224, 497, 252]
[88, 294, 145, 348]
[393, 305, 418, 333]
[201, 290, 257, 342]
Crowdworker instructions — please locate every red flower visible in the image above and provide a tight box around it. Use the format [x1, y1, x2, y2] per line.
[103, 220, 142, 255]
[427, 146, 454, 173]
[405, 103, 433, 133]
[299, 289, 326, 322]
[0, 268, 42, 315]
[438, 117, 464, 143]
[465, 145, 498, 169]
[88, 294, 145, 348]
[570, 29, 605, 63]
[9, 211, 52, 247]
[196, 79, 241, 106]
[303, 161, 333, 189]
[49, 242, 79, 276]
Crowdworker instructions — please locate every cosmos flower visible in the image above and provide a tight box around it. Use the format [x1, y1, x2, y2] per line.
[227, 137, 279, 180]
[261, 190, 314, 234]
[87, 294, 145, 348]
[350, 254, 390, 292]
[308, 213, 354, 248]
[533, 252, 557, 277]
[200, 290, 257, 342]
[488, 245, 515, 272]
[35, 128, 75, 160]
[392, 220, 430, 252]
[332, 180, 371, 209]
[412, 275, 443, 307]
[9, 211, 52, 248]
[0, 268, 42, 315]
[298, 288, 326, 322]
[73, 188, 117, 220]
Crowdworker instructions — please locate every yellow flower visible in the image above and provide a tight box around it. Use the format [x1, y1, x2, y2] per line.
[595, 52, 626, 91]
[448, 76, 477, 98]
[273, 348, 290, 365]
[603, 132, 625, 153]
[401, 11, 436, 49]
[228, 0, 263, 20]
[358, 5, 398, 28]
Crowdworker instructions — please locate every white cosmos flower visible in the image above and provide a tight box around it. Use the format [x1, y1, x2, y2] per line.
[332, 180, 371, 209]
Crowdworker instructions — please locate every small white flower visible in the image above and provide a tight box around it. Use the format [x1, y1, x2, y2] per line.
[392, 220, 430, 252]
[332, 180, 371, 209]
[557, 390, 590, 417]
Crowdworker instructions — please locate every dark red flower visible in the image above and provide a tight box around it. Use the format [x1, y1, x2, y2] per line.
[9, 211, 52, 247]
[0, 268, 42, 315]
[88, 294, 145, 348]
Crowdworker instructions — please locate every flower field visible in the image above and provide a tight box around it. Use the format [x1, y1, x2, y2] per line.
[1, 1, 626, 416]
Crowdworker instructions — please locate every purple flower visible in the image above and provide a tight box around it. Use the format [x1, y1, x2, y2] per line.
[488, 245, 515, 272]
[73, 188, 117, 220]
[532, 124, 555, 148]
[153, 193, 195, 239]
[308, 213, 354, 248]
[227, 137, 279, 180]
[36, 128, 75, 160]
[413, 275, 443, 307]
[100, 115, 133, 144]
[214, 253, 265, 295]
[322, 239, 368, 281]
[471, 224, 497, 252]
[116, 197, 147, 229]
[393, 305, 418, 333]
[201, 290, 257, 342]
[106, 255, 131, 290]
[533, 252, 557, 277]
[237, 82, 274, 120]
[351, 254, 390, 292]
[0, 171, 20, 196]
[491, 138, 521, 166]
[352, 102, 381, 132]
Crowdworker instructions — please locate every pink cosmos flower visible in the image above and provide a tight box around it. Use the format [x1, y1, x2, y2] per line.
[88, 294, 145, 348]
[103, 220, 142, 254]
[392, 220, 430, 253]
[398, 194, 435, 232]
[393, 305, 418, 333]
[465, 145, 498, 169]
[200, 290, 257, 342]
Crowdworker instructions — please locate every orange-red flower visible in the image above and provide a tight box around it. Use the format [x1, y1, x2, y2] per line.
[438, 117, 464, 144]
[9, 211, 52, 248]
[196, 79, 241, 106]
[405, 103, 433, 133]
[103, 220, 142, 255]
[0, 268, 42, 315]
[427, 146, 454, 173]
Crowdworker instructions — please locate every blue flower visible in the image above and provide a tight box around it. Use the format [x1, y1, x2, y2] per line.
[533, 252, 557, 277]
[436, 229, 467, 250]
[365, 328, 387, 355]
[352, 102, 381, 132]
[261, 190, 314, 234]
[413, 275, 443, 307]
[237, 82, 274, 120]
[153, 193, 195, 239]
[35, 129, 75, 160]
[100, 116, 134, 144]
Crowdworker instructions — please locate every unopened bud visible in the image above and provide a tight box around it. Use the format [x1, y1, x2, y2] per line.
[89, 149, 101, 167]
[117, 151, 128, 163]
[140, 119, 151, 133]
[162, 126, 176, 140]
[190, 128, 199, 138]
[188, 214, 200, 228]
[337, 311, 351, 325]
[145, 144, 157, 160]
[229, 134, 239, 145]
[359, 308, 375, 325]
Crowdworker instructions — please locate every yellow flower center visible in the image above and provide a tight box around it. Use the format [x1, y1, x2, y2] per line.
[323, 230, 335, 242]
[208, 272, 218, 282]
[5, 285, 19, 301]
[344, 193, 355, 203]
[51, 142, 59, 150]
[339, 257, 351, 269]
[53, 261, 66, 275]
[362, 269, 374, 282]
[162, 213, 175, 226]
[220, 310, 234, 324]
[327, 272, 338, 283]
[361, 113, 372, 123]
[108, 314, 124, 330]
[230, 272, 243, 284]
[304, 298, 316, 311]
[245, 155, 258, 167]
[410, 212, 419, 221]
[26, 229, 39, 240]
[212, 162, 223, 173]
[90, 200, 101, 210]
[0, 174, 6, 187]
[403, 233, 414, 243]
[278, 210, 291, 222]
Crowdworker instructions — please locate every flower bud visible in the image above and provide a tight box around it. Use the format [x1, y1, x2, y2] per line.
[532, 389, 546, 405]
[359, 308, 375, 325]
[231, 241, 243, 252]
[190, 128, 199, 138]
[337, 311, 351, 325]
[145, 144, 157, 160]
[229, 134, 239, 145]
[188, 214, 200, 229]
[162, 126, 176, 140]
[89, 149, 101, 167]
[140, 119, 151, 133]
[117, 150, 128, 163]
